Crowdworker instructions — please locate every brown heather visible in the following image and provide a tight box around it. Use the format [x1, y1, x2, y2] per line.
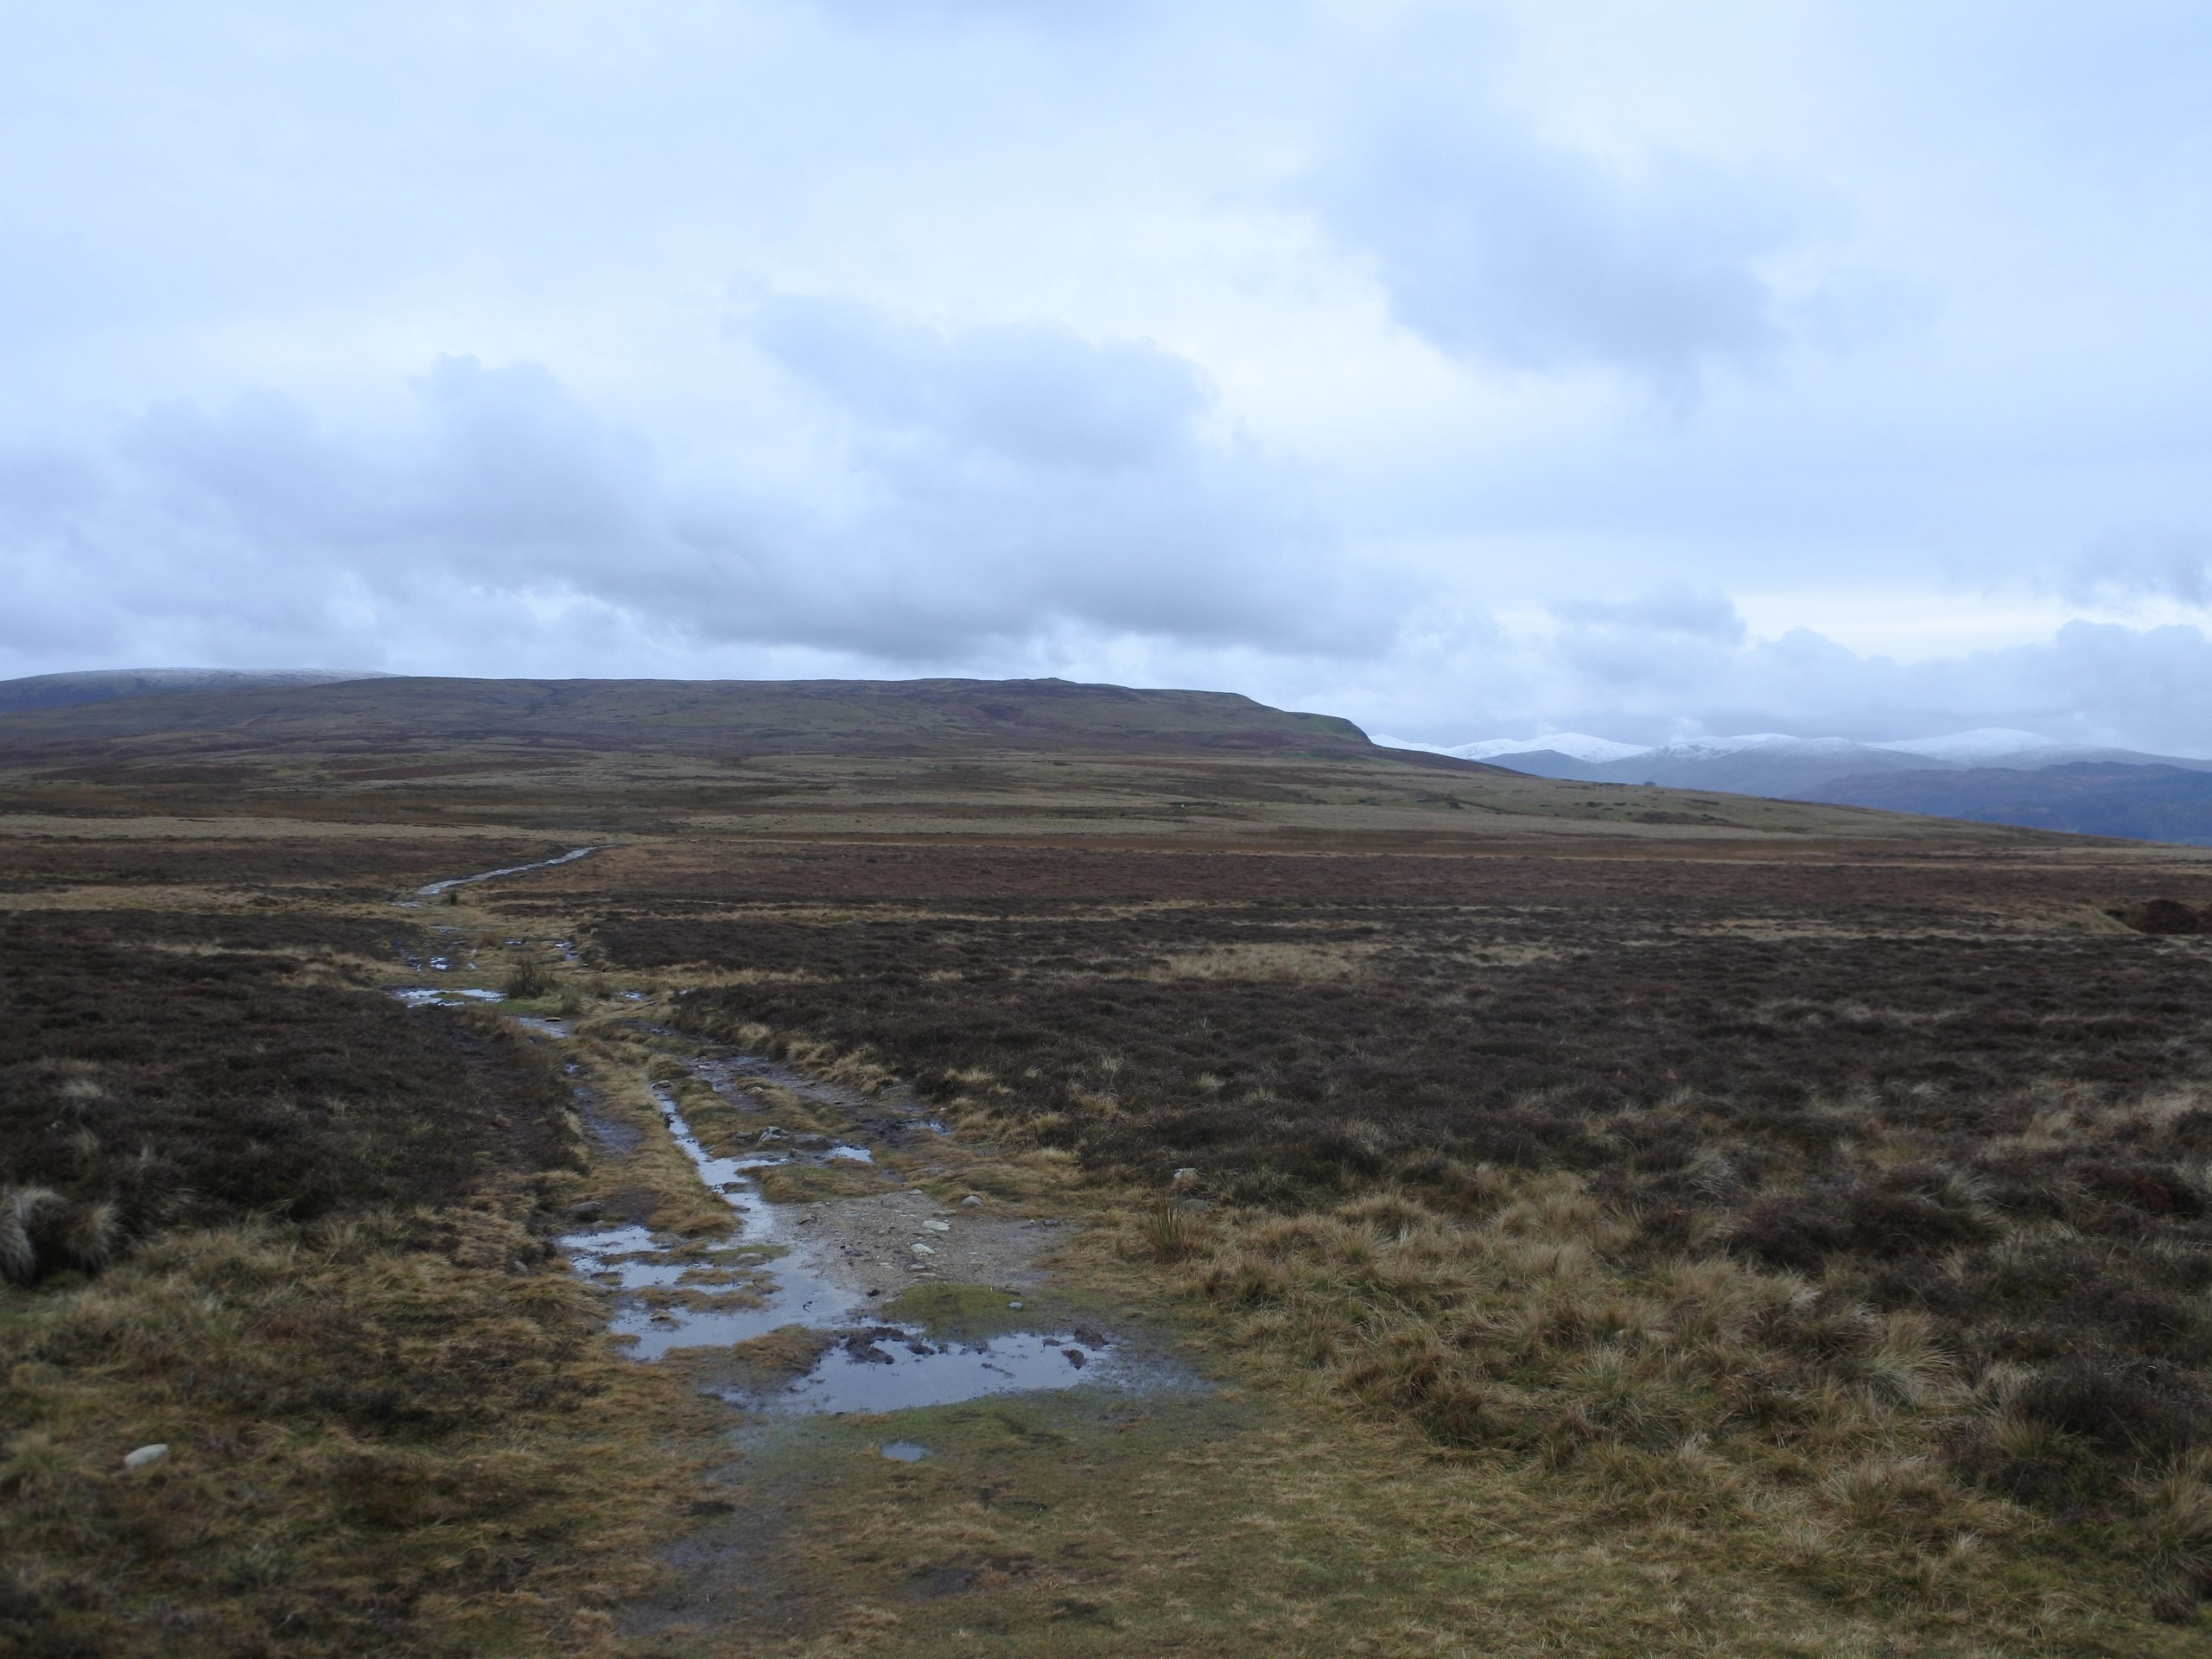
[638, 838, 2212, 1629]
[7, 680, 2212, 1653]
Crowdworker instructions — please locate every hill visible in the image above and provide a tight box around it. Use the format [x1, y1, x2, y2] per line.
[1384, 729, 2212, 842]
[0, 666, 385, 713]
[0, 673, 2043, 845]
[0, 673, 1403, 759]
[1812, 760, 2212, 845]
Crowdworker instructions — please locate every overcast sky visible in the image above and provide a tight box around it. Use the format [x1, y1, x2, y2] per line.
[5, 1, 2211, 749]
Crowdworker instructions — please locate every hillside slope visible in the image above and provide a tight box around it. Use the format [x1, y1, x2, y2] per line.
[0, 666, 385, 713]
[0, 675, 1381, 759]
[0, 673, 2062, 847]
[1812, 761, 2212, 845]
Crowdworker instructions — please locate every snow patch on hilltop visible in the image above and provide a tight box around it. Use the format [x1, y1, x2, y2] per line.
[1373, 733, 1653, 764]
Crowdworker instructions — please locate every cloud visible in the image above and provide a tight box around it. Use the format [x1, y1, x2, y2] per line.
[2064, 527, 2212, 609]
[1358, 609, 2212, 758]
[5, 0, 2212, 762]
[1543, 585, 1749, 696]
[0, 309, 1378, 674]
[748, 295, 1211, 472]
[1308, 107, 1790, 397]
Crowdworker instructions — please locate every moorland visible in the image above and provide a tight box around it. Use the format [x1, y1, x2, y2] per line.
[6, 675, 2212, 1657]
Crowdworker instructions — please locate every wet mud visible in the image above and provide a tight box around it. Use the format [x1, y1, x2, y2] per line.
[388, 887, 1203, 1642]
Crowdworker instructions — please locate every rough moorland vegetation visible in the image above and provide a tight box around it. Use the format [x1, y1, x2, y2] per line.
[0, 860, 696, 1659]
[7, 673, 2211, 1653]
[621, 840, 2212, 1625]
[0, 911, 577, 1283]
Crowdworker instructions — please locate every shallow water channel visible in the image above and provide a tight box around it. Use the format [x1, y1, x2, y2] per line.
[403, 845, 599, 904]
[558, 1078, 1140, 1416]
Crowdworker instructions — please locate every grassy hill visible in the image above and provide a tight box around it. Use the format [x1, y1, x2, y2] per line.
[0, 674, 1379, 757]
[0, 667, 385, 714]
[0, 673, 2053, 846]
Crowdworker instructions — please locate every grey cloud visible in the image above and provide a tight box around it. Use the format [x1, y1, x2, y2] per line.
[0, 320, 1372, 672]
[1546, 586, 1749, 696]
[748, 296, 1211, 472]
[1497, 618, 2212, 756]
[2064, 527, 2212, 608]
[1309, 111, 1789, 395]
[1552, 586, 1746, 640]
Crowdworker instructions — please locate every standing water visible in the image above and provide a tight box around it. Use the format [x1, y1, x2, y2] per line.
[557, 1078, 1142, 1408]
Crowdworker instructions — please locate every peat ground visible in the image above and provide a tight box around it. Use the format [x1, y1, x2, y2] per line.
[7, 691, 2212, 1653]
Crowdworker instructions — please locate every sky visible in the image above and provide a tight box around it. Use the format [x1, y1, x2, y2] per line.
[4, 1, 2212, 751]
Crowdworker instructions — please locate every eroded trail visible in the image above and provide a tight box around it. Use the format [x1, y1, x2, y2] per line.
[403, 844, 600, 902]
[386, 871, 1218, 1644]
[555, 1058, 1154, 1414]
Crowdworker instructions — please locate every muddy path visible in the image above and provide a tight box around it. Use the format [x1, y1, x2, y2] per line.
[400, 843, 600, 904]
[385, 880, 1213, 1646]
[553, 1053, 1137, 1397]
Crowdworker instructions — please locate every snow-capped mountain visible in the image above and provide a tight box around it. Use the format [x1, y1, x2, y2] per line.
[1869, 728, 2059, 763]
[1373, 732, 1651, 765]
[1371, 724, 2212, 840]
[1372, 727, 2212, 797]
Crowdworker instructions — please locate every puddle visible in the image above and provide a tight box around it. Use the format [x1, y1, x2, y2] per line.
[392, 986, 505, 1007]
[558, 1085, 866, 1360]
[559, 1057, 1175, 1415]
[880, 1440, 931, 1462]
[513, 1014, 569, 1037]
[765, 1327, 1127, 1415]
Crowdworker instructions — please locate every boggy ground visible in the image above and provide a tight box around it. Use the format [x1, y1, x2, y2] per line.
[550, 833, 2212, 1648]
[10, 779, 2212, 1654]
[0, 832, 721, 1658]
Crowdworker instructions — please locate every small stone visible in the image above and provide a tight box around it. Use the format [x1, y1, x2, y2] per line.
[124, 1444, 168, 1471]
[925, 1219, 951, 1232]
[1007, 1300, 1024, 1310]
[911, 1243, 936, 1255]
[757, 1128, 788, 1143]
[961, 1195, 983, 1206]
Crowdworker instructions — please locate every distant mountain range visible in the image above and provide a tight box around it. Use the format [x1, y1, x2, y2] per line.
[1373, 728, 2212, 845]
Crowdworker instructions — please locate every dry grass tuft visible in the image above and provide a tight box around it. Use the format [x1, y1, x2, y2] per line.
[1135, 1198, 1206, 1262]
[0, 1206, 712, 1656]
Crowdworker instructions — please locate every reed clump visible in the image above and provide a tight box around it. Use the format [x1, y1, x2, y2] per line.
[1155, 1167, 2212, 1630]
[502, 955, 556, 1000]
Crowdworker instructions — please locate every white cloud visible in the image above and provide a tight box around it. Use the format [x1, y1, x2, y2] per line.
[0, 310, 1377, 672]
[1, 1, 2210, 756]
